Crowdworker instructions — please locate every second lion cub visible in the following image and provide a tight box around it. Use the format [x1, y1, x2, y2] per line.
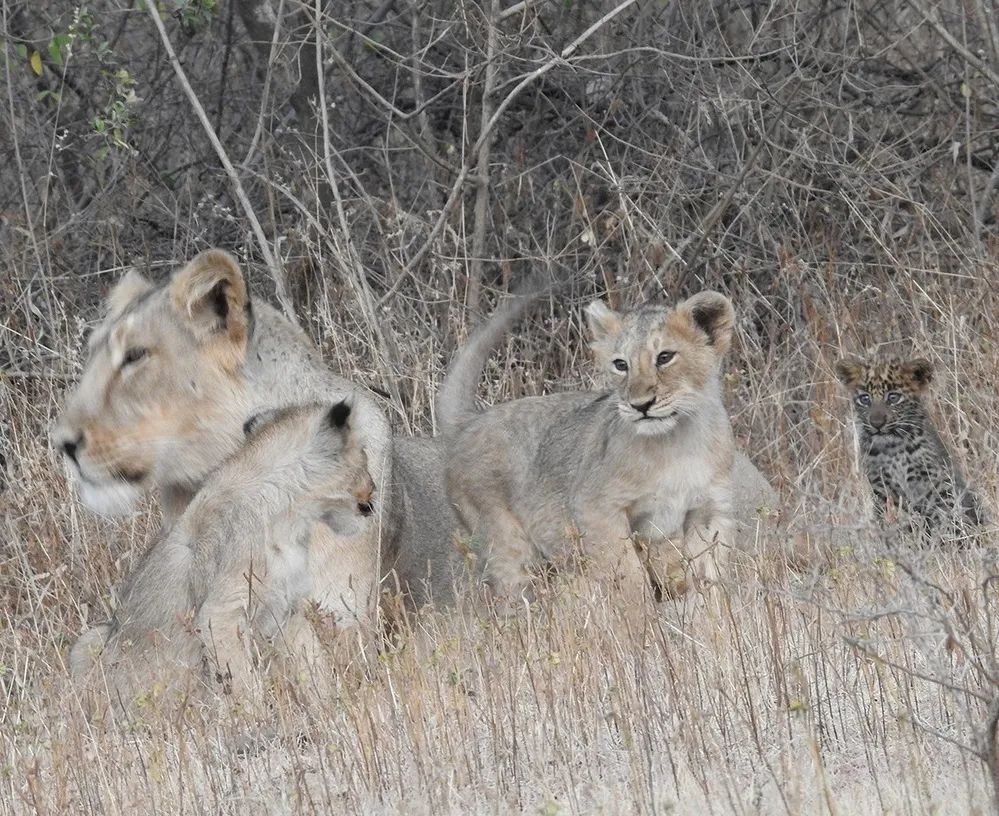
[70, 400, 375, 706]
[441, 291, 738, 602]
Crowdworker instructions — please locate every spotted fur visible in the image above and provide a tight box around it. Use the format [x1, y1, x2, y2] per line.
[835, 355, 988, 536]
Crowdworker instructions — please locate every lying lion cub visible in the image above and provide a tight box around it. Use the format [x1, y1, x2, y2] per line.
[440, 291, 742, 602]
[70, 401, 374, 705]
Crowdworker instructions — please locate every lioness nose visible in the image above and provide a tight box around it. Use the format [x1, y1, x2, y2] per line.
[60, 435, 83, 464]
[631, 398, 655, 415]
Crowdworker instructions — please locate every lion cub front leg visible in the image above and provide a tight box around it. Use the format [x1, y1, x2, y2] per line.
[196, 576, 262, 697]
[634, 486, 732, 611]
[680, 489, 734, 617]
[570, 505, 649, 601]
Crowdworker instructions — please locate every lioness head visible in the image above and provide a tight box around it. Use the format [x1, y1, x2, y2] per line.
[53, 250, 254, 516]
[585, 291, 735, 435]
[242, 400, 376, 537]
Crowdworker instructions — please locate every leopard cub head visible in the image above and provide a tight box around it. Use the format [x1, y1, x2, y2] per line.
[835, 355, 932, 439]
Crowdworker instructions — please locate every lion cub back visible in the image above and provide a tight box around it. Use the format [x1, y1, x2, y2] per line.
[71, 401, 375, 710]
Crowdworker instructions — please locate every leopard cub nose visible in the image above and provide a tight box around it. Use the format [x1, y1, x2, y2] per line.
[631, 398, 655, 415]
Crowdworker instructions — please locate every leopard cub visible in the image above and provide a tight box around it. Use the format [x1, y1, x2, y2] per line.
[835, 355, 988, 536]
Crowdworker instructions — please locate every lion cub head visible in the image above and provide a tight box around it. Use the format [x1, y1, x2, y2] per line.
[585, 291, 735, 435]
[240, 401, 376, 537]
[53, 250, 254, 516]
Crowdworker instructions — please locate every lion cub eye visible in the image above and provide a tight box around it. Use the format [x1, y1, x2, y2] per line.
[885, 391, 903, 405]
[121, 347, 148, 368]
[855, 392, 872, 407]
[611, 358, 629, 373]
[656, 350, 676, 367]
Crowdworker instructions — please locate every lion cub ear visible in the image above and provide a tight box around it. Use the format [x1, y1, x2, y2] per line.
[327, 400, 352, 430]
[106, 269, 155, 318]
[169, 249, 251, 367]
[902, 357, 933, 390]
[834, 356, 864, 387]
[585, 300, 623, 343]
[680, 291, 735, 355]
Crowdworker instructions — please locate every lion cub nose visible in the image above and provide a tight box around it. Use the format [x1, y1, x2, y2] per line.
[631, 398, 655, 415]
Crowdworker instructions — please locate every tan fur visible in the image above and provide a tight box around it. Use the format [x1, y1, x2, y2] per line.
[445, 292, 739, 604]
[69, 402, 374, 709]
[53, 250, 393, 626]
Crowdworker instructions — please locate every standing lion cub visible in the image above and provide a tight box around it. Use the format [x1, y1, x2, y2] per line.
[440, 291, 739, 603]
[70, 400, 375, 706]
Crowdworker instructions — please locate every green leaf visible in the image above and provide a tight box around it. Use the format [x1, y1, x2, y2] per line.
[15, 43, 27, 59]
[48, 42, 63, 66]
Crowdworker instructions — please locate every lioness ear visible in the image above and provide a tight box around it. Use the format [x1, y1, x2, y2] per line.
[681, 291, 735, 355]
[585, 300, 623, 342]
[834, 356, 864, 386]
[903, 357, 933, 390]
[106, 269, 154, 317]
[169, 250, 251, 362]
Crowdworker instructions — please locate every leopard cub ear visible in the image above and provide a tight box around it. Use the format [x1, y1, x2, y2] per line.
[834, 356, 864, 387]
[902, 358, 933, 390]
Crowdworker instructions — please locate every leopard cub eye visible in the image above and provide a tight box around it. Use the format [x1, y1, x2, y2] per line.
[885, 391, 903, 405]
[855, 392, 872, 407]
[611, 358, 629, 373]
[656, 350, 676, 367]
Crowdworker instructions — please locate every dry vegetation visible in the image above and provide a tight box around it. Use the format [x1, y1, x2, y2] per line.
[2, 0, 999, 813]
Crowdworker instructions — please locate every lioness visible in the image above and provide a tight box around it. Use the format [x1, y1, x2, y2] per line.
[70, 400, 375, 703]
[438, 291, 771, 601]
[53, 250, 456, 625]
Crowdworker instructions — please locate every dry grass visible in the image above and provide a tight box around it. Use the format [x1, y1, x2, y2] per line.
[3, 0, 999, 812]
[3, 255, 999, 815]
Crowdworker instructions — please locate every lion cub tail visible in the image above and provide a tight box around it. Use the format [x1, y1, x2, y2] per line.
[436, 276, 547, 436]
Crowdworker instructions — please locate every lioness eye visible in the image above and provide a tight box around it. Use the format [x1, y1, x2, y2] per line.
[122, 347, 148, 367]
[611, 359, 628, 373]
[656, 350, 676, 367]
[886, 391, 903, 405]
[856, 392, 872, 407]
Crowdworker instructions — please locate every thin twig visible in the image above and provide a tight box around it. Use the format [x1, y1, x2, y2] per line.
[312, 0, 409, 433]
[907, 0, 999, 89]
[671, 79, 803, 275]
[467, 0, 501, 316]
[377, 0, 639, 307]
[145, 0, 295, 321]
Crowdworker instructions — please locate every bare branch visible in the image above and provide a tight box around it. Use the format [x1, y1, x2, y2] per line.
[145, 0, 295, 321]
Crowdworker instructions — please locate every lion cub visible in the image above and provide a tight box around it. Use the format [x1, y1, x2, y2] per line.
[70, 400, 374, 706]
[441, 291, 738, 603]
